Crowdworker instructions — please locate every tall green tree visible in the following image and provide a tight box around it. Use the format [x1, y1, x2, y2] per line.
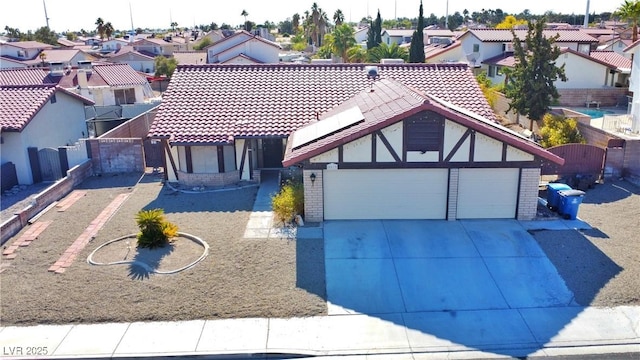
[367, 42, 408, 63]
[154, 56, 178, 78]
[366, 10, 382, 49]
[330, 23, 356, 61]
[292, 13, 300, 33]
[95, 17, 105, 40]
[33, 26, 57, 45]
[409, 1, 425, 63]
[503, 18, 567, 128]
[614, 0, 640, 42]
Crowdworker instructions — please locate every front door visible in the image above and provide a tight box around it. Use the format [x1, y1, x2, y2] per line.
[262, 138, 283, 168]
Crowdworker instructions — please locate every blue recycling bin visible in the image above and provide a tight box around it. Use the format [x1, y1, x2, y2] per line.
[546, 183, 572, 211]
[558, 189, 586, 220]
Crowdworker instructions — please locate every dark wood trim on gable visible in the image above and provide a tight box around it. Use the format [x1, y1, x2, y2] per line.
[239, 140, 249, 180]
[371, 132, 377, 162]
[502, 142, 508, 162]
[376, 130, 402, 162]
[338, 145, 343, 163]
[469, 131, 476, 162]
[439, 118, 445, 162]
[217, 146, 225, 173]
[163, 140, 179, 180]
[185, 146, 193, 173]
[444, 129, 471, 162]
[515, 168, 522, 218]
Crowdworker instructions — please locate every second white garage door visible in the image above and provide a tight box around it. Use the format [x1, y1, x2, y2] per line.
[323, 169, 449, 220]
[456, 168, 519, 219]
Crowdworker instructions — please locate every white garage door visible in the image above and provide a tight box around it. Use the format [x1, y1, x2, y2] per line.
[323, 169, 448, 220]
[456, 168, 519, 219]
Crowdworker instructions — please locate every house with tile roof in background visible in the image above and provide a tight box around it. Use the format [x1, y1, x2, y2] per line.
[148, 63, 563, 221]
[0, 41, 97, 69]
[205, 30, 281, 64]
[0, 84, 94, 186]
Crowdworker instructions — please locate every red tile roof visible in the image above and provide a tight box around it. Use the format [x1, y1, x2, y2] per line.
[0, 84, 94, 132]
[0, 64, 148, 88]
[283, 79, 563, 166]
[589, 50, 632, 70]
[93, 63, 149, 86]
[482, 53, 517, 67]
[149, 63, 497, 145]
[465, 29, 598, 43]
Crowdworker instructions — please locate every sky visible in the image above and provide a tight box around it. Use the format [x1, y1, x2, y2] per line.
[0, 0, 616, 33]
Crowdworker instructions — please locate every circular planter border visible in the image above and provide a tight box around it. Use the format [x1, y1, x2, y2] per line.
[87, 232, 209, 274]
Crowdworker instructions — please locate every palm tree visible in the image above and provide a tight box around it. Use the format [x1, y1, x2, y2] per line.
[104, 22, 114, 40]
[170, 21, 178, 32]
[367, 42, 409, 63]
[95, 17, 105, 40]
[331, 23, 356, 61]
[292, 13, 300, 33]
[241, 9, 249, 30]
[347, 46, 367, 63]
[615, 0, 640, 42]
[334, 9, 345, 26]
[39, 52, 47, 67]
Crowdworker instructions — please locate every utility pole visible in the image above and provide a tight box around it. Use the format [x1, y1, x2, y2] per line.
[129, 2, 135, 32]
[43, 0, 50, 29]
[445, 0, 449, 29]
[583, 0, 590, 28]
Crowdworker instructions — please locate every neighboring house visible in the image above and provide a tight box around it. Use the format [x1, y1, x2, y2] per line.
[105, 46, 156, 73]
[458, 28, 598, 71]
[101, 38, 129, 52]
[354, 26, 368, 47]
[148, 63, 562, 221]
[0, 84, 94, 184]
[57, 38, 85, 48]
[0, 63, 154, 106]
[483, 48, 619, 89]
[425, 41, 463, 64]
[1, 48, 96, 69]
[133, 37, 174, 56]
[624, 40, 640, 132]
[251, 27, 276, 42]
[597, 38, 633, 58]
[205, 30, 281, 64]
[173, 51, 207, 65]
[0, 41, 53, 60]
[589, 50, 632, 87]
[199, 30, 225, 45]
[381, 29, 414, 46]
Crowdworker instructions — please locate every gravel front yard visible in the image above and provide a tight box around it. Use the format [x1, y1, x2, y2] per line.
[0, 172, 326, 326]
[531, 180, 640, 306]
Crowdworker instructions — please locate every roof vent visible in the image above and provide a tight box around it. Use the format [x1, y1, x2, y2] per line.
[365, 65, 379, 79]
[78, 60, 93, 74]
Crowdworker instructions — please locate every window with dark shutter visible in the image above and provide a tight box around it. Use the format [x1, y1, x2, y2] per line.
[404, 112, 443, 152]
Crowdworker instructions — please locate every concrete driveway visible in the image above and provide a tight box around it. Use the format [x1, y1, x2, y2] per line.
[324, 219, 577, 315]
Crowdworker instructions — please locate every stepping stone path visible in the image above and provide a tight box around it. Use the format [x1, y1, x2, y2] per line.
[48, 193, 129, 274]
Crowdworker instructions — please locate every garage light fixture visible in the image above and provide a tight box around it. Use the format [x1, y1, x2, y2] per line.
[310, 172, 316, 184]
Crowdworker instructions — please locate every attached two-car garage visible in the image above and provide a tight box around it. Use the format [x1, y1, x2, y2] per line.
[322, 168, 520, 220]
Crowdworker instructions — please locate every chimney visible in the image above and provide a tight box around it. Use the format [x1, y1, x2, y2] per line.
[584, 0, 590, 29]
[77, 69, 88, 88]
[78, 60, 93, 74]
[49, 62, 64, 77]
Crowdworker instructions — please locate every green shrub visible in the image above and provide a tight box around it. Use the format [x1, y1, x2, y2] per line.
[539, 113, 586, 148]
[271, 181, 304, 224]
[135, 208, 178, 248]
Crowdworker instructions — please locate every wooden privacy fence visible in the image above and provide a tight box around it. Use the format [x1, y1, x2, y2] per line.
[541, 143, 606, 179]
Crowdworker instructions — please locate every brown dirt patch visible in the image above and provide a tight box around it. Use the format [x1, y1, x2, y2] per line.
[0, 172, 326, 326]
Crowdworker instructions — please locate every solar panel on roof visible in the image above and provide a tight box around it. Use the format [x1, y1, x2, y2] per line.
[291, 106, 365, 149]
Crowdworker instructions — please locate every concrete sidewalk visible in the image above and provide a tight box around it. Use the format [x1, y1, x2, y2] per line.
[0, 306, 638, 359]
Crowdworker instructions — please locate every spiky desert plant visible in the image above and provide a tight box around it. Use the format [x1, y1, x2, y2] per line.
[135, 208, 178, 248]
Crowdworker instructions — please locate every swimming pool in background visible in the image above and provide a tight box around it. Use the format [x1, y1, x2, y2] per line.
[568, 108, 617, 119]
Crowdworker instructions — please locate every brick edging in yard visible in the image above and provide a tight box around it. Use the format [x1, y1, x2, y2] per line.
[0, 161, 92, 245]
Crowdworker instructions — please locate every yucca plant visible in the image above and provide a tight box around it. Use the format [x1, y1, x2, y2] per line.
[135, 208, 178, 248]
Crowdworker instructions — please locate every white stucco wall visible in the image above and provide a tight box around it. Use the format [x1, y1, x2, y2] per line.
[555, 52, 610, 89]
[506, 145, 534, 161]
[342, 135, 371, 162]
[310, 148, 339, 163]
[474, 133, 503, 162]
[207, 33, 253, 62]
[443, 120, 470, 162]
[217, 39, 279, 63]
